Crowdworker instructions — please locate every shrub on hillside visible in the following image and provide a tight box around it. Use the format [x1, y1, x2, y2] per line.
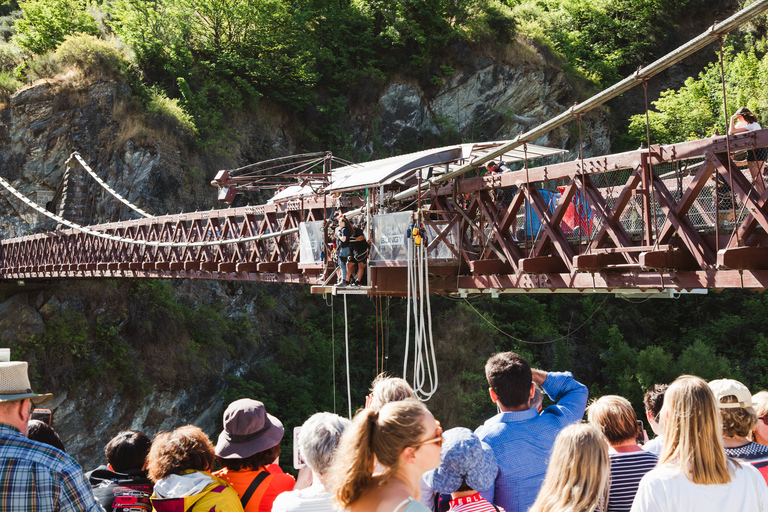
[0, 42, 30, 71]
[0, 70, 21, 101]
[54, 34, 128, 79]
[0, 11, 22, 42]
[20, 52, 62, 81]
[146, 88, 196, 135]
[14, 0, 98, 54]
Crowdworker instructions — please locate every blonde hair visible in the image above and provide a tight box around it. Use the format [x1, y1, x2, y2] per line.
[659, 375, 735, 485]
[752, 391, 768, 417]
[330, 399, 428, 509]
[369, 374, 416, 411]
[529, 423, 610, 512]
[587, 395, 638, 445]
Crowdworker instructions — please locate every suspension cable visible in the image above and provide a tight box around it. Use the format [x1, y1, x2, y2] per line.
[0, 175, 298, 248]
[69, 153, 153, 218]
[642, 81, 660, 249]
[718, 36, 740, 246]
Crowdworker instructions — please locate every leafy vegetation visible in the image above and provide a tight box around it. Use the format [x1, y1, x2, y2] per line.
[0, 0, 716, 151]
[628, 45, 768, 145]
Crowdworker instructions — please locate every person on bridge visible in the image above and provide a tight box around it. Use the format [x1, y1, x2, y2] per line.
[213, 399, 295, 512]
[336, 215, 353, 286]
[347, 225, 369, 287]
[0, 361, 102, 512]
[630, 375, 768, 512]
[475, 352, 588, 512]
[729, 107, 766, 187]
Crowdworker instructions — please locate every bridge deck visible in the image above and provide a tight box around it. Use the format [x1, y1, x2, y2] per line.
[3, 131, 768, 295]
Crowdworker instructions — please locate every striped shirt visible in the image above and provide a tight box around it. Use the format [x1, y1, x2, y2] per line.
[449, 492, 505, 511]
[607, 450, 658, 512]
[0, 423, 103, 512]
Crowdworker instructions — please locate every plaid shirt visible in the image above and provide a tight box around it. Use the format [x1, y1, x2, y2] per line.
[0, 423, 103, 512]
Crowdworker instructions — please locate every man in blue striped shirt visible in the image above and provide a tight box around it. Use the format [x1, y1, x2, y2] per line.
[0, 361, 103, 512]
[475, 352, 588, 512]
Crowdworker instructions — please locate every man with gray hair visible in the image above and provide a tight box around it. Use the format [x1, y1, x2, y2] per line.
[0, 361, 102, 512]
[271, 412, 351, 512]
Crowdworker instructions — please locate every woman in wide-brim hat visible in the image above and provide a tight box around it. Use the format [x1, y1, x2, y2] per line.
[213, 399, 295, 512]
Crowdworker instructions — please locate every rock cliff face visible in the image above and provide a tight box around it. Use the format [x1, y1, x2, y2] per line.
[0, 45, 612, 469]
[358, 56, 610, 158]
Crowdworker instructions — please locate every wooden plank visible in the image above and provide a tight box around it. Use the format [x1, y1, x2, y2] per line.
[573, 253, 626, 271]
[217, 263, 237, 272]
[640, 249, 700, 270]
[236, 262, 259, 272]
[717, 247, 768, 270]
[520, 256, 569, 274]
[591, 244, 671, 254]
[257, 262, 279, 272]
[471, 259, 514, 275]
[278, 262, 299, 274]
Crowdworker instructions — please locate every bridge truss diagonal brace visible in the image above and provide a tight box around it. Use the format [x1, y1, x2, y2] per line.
[524, 186, 575, 271]
[484, 188, 527, 272]
[651, 153, 719, 268]
[710, 152, 768, 248]
[580, 173, 637, 264]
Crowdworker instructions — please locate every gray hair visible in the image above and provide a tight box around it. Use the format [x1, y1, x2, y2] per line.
[298, 412, 351, 476]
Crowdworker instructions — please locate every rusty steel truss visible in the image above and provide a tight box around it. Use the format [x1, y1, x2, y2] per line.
[4, 131, 768, 295]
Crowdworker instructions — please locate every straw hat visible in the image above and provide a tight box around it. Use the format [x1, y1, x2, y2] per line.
[0, 362, 52, 405]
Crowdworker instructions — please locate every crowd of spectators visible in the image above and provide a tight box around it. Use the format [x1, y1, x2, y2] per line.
[2, 352, 768, 512]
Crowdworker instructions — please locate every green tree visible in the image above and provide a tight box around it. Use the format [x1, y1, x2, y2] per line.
[14, 0, 97, 54]
[628, 48, 768, 145]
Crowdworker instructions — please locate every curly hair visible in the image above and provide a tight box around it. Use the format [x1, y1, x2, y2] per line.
[147, 425, 215, 482]
[719, 395, 758, 438]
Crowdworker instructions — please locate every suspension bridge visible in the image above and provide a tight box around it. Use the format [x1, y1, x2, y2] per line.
[2, 0, 768, 298]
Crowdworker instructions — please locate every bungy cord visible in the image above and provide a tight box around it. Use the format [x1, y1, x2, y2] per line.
[403, 214, 438, 401]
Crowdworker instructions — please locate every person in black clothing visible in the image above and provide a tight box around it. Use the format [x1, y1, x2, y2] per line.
[346, 225, 369, 287]
[86, 430, 154, 512]
[336, 215, 354, 286]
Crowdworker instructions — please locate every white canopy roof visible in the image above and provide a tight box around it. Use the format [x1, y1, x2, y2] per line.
[268, 140, 566, 202]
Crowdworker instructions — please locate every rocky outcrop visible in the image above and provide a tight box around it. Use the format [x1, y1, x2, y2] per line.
[363, 54, 610, 158]
[0, 293, 44, 342]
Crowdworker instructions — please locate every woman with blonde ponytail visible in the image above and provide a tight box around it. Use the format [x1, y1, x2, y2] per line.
[330, 399, 442, 512]
[528, 423, 610, 512]
[631, 375, 768, 512]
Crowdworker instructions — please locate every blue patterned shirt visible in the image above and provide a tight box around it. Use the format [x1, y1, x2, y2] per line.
[475, 372, 588, 512]
[0, 423, 103, 512]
